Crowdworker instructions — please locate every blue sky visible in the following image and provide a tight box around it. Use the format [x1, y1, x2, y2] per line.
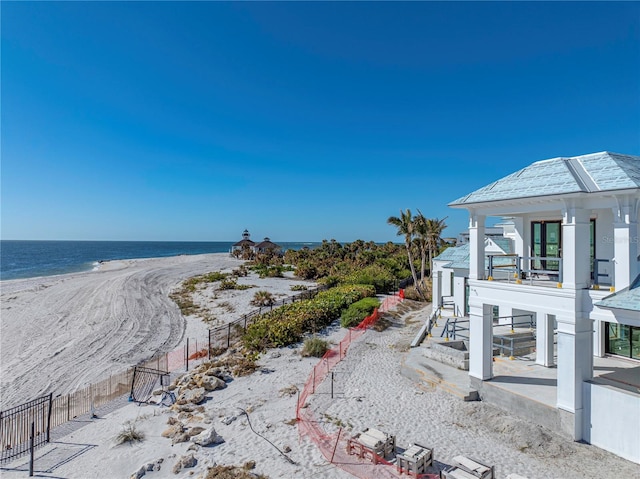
[2, 2, 639, 243]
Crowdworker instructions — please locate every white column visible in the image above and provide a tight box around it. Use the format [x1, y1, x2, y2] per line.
[562, 206, 591, 289]
[612, 196, 640, 290]
[469, 213, 485, 280]
[556, 308, 593, 440]
[512, 216, 525, 257]
[433, 270, 442, 308]
[469, 302, 493, 380]
[536, 313, 555, 367]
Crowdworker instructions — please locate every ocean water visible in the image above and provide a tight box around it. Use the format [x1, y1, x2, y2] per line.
[0, 240, 319, 281]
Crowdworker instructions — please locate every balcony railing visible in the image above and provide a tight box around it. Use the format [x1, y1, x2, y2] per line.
[486, 255, 614, 289]
[487, 254, 563, 286]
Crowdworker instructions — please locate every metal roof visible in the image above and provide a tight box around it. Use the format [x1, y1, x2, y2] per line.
[450, 151, 640, 206]
[434, 240, 513, 270]
[595, 274, 640, 312]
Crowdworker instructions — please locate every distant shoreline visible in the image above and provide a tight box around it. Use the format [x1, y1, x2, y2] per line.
[0, 240, 320, 281]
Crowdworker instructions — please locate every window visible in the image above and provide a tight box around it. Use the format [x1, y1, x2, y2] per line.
[606, 323, 640, 360]
[531, 221, 562, 271]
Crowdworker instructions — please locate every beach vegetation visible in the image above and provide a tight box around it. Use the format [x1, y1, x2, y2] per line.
[251, 264, 285, 278]
[302, 337, 329, 357]
[387, 209, 425, 299]
[231, 265, 249, 277]
[340, 297, 380, 328]
[251, 290, 276, 307]
[243, 284, 375, 351]
[219, 278, 252, 290]
[283, 238, 416, 295]
[115, 420, 145, 445]
[290, 284, 308, 291]
[204, 464, 269, 479]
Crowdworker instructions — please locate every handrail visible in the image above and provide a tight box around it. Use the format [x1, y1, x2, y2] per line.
[493, 313, 535, 332]
[487, 254, 563, 285]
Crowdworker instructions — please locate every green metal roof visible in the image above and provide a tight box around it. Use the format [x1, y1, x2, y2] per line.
[595, 275, 640, 312]
[450, 151, 640, 206]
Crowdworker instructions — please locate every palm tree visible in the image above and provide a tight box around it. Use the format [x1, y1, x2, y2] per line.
[425, 216, 448, 278]
[387, 209, 424, 299]
[413, 211, 429, 284]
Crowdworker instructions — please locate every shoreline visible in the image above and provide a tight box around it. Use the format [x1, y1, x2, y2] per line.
[0, 253, 314, 409]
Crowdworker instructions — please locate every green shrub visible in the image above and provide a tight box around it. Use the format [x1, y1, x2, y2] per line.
[290, 284, 308, 291]
[340, 297, 380, 328]
[302, 337, 329, 357]
[243, 284, 375, 351]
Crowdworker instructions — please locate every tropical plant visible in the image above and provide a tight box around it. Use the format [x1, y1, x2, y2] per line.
[424, 215, 448, 278]
[251, 290, 276, 307]
[387, 209, 424, 299]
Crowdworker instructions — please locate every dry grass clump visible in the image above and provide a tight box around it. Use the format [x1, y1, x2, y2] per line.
[115, 420, 145, 445]
[278, 385, 298, 397]
[371, 316, 392, 332]
[204, 462, 268, 479]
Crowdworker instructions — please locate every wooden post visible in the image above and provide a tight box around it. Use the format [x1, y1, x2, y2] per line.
[312, 368, 315, 394]
[186, 339, 189, 371]
[227, 323, 232, 348]
[331, 372, 334, 399]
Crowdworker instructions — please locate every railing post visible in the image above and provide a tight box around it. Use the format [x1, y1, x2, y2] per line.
[46, 393, 53, 443]
[488, 255, 494, 280]
[29, 421, 35, 477]
[558, 258, 563, 286]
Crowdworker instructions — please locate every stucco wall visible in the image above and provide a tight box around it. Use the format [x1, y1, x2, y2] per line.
[583, 380, 640, 464]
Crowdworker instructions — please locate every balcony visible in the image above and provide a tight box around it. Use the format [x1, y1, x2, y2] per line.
[486, 255, 614, 289]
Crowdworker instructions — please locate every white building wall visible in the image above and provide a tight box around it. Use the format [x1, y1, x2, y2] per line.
[584, 381, 640, 463]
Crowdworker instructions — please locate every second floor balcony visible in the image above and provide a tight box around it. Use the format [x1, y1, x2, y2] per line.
[486, 254, 614, 290]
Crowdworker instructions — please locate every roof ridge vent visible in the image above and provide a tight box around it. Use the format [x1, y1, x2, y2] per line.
[564, 158, 600, 192]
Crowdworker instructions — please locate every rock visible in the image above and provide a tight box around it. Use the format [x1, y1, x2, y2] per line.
[167, 416, 180, 425]
[145, 459, 162, 471]
[198, 375, 226, 391]
[172, 432, 191, 444]
[177, 387, 206, 405]
[130, 466, 146, 479]
[173, 454, 197, 474]
[188, 427, 205, 437]
[182, 454, 197, 468]
[162, 424, 184, 438]
[283, 445, 291, 453]
[191, 427, 223, 446]
[220, 415, 236, 425]
[270, 351, 281, 358]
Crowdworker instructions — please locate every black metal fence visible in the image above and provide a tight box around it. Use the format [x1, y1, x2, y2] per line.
[0, 394, 52, 464]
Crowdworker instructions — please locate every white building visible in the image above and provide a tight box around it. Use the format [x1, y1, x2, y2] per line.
[442, 151, 640, 462]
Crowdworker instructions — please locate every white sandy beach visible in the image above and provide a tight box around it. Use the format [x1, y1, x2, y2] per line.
[1, 254, 639, 479]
